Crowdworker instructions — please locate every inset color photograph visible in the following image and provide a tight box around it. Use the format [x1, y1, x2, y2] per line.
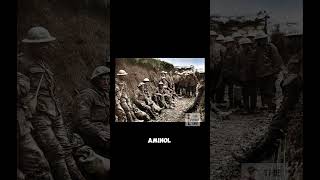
[115, 58, 205, 122]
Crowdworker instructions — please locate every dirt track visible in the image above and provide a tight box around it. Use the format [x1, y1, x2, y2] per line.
[150, 97, 195, 122]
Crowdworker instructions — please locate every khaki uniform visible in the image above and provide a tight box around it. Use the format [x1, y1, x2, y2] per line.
[115, 84, 127, 122]
[236, 47, 257, 112]
[133, 88, 156, 120]
[255, 43, 283, 110]
[74, 87, 110, 158]
[19, 57, 85, 180]
[210, 42, 224, 103]
[17, 72, 53, 180]
[116, 80, 138, 122]
[144, 85, 162, 113]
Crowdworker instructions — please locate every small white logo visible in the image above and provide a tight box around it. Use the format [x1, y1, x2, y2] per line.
[185, 113, 200, 126]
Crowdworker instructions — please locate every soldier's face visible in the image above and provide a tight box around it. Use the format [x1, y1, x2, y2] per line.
[27, 43, 52, 58]
[118, 75, 126, 81]
[97, 74, 109, 91]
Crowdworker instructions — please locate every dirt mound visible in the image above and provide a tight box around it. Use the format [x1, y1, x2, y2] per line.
[17, 0, 109, 114]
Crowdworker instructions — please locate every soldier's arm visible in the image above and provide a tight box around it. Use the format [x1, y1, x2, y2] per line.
[76, 93, 103, 138]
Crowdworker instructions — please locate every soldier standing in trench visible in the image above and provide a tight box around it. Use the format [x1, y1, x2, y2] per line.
[19, 26, 85, 180]
[219, 36, 238, 109]
[209, 30, 224, 104]
[236, 37, 257, 114]
[254, 31, 283, 112]
[74, 66, 111, 158]
[17, 72, 54, 180]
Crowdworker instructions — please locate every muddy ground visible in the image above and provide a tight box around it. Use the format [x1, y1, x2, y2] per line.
[149, 97, 195, 122]
[209, 72, 290, 179]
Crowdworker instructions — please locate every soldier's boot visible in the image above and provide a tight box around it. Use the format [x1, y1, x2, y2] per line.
[65, 155, 86, 180]
[51, 159, 73, 180]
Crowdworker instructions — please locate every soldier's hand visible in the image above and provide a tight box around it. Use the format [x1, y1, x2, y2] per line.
[99, 131, 110, 143]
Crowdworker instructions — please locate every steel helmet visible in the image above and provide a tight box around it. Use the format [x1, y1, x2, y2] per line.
[247, 31, 256, 38]
[91, 66, 110, 80]
[117, 69, 128, 76]
[210, 30, 218, 36]
[255, 31, 268, 40]
[224, 36, 234, 43]
[232, 32, 242, 39]
[22, 26, 56, 43]
[216, 35, 225, 41]
[138, 82, 145, 87]
[158, 81, 164, 85]
[143, 78, 150, 82]
[239, 38, 252, 45]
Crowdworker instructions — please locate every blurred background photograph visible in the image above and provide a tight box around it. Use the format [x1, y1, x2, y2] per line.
[210, 0, 303, 179]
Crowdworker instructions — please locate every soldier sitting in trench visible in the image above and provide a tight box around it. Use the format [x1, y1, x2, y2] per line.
[133, 82, 157, 120]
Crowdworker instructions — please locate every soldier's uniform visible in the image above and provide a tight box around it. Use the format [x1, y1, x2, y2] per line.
[185, 80, 205, 113]
[133, 83, 156, 120]
[20, 27, 85, 180]
[74, 86, 110, 158]
[219, 44, 239, 107]
[115, 84, 127, 122]
[210, 31, 224, 103]
[143, 81, 162, 113]
[116, 79, 137, 122]
[255, 42, 283, 111]
[236, 38, 257, 113]
[17, 72, 53, 180]
[154, 82, 169, 108]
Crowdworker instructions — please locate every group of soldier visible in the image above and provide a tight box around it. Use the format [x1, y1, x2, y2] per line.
[210, 28, 303, 162]
[17, 26, 110, 180]
[115, 70, 179, 122]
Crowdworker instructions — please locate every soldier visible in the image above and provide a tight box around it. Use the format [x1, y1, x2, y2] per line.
[17, 72, 53, 180]
[210, 30, 224, 103]
[115, 84, 127, 122]
[236, 38, 257, 114]
[254, 31, 283, 112]
[154, 82, 170, 108]
[246, 31, 256, 49]
[232, 32, 243, 50]
[74, 66, 111, 158]
[133, 82, 157, 120]
[216, 34, 226, 54]
[116, 69, 141, 122]
[163, 85, 175, 108]
[218, 36, 239, 109]
[184, 79, 205, 113]
[19, 26, 85, 180]
[142, 78, 163, 114]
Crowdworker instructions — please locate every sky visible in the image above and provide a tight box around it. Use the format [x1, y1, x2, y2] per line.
[157, 58, 205, 72]
[210, 0, 303, 25]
